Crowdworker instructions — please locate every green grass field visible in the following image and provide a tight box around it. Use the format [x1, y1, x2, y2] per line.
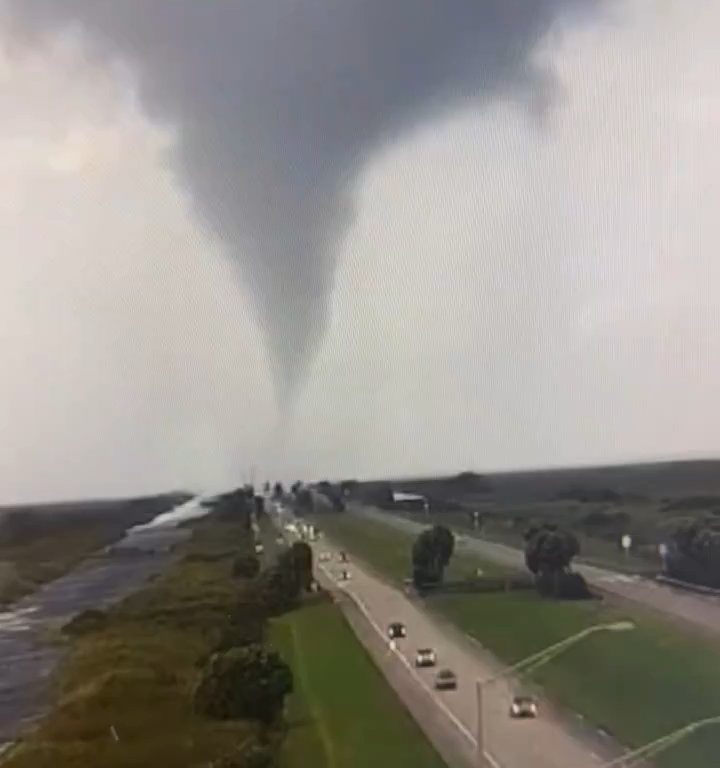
[270, 598, 447, 768]
[318, 512, 720, 768]
[312, 513, 508, 583]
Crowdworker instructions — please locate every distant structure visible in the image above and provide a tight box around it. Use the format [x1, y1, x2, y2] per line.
[391, 491, 429, 513]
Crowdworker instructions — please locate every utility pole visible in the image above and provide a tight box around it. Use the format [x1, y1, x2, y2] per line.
[476, 680, 486, 767]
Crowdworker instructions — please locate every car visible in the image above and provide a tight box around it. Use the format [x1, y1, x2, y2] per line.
[414, 648, 437, 667]
[254, 543, 264, 554]
[338, 551, 349, 562]
[339, 569, 351, 581]
[387, 622, 407, 639]
[318, 552, 332, 563]
[510, 696, 538, 719]
[434, 669, 458, 690]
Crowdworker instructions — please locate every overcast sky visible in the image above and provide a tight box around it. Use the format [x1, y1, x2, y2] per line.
[1, 0, 719, 502]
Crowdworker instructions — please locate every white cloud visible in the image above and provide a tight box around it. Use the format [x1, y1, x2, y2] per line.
[3, 0, 720, 499]
[287, 0, 720, 479]
[0, 33, 274, 502]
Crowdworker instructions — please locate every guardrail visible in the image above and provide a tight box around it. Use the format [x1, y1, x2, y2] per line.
[655, 573, 720, 597]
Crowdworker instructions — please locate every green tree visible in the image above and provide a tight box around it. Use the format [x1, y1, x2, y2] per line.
[411, 525, 455, 588]
[194, 645, 292, 723]
[289, 541, 314, 590]
[667, 520, 720, 587]
[524, 525, 588, 598]
[258, 552, 302, 615]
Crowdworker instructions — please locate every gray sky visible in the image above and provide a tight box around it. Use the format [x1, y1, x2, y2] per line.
[1, 0, 719, 501]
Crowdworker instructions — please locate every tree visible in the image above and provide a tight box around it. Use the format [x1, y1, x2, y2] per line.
[258, 549, 303, 615]
[339, 479, 359, 496]
[273, 482, 284, 499]
[194, 645, 292, 723]
[524, 525, 588, 598]
[289, 541, 314, 590]
[412, 525, 455, 588]
[666, 520, 720, 588]
[296, 488, 314, 513]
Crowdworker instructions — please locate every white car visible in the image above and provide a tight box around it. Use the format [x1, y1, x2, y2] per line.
[254, 543, 264, 554]
[415, 648, 437, 667]
[338, 569, 351, 581]
[510, 696, 538, 719]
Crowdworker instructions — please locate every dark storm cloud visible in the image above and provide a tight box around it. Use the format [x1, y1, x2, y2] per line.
[7, 0, 595, 401]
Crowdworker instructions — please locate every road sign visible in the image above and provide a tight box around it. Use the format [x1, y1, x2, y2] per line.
[621, 534, 632, 551]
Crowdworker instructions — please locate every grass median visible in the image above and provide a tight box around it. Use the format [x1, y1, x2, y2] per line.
[270, 598, 447, 768]
[316, 511, 720, 768]
[311, 512, 507, 583]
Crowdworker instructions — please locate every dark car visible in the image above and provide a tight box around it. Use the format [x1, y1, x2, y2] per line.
[387, 622, 407, 639]
[434, 669, 458, 690]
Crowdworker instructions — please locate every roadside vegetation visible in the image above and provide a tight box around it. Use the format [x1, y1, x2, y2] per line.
[3, 487, 447, 768]
[0, 494, 187, 606]
[351, 463, 720, 575]
[312, 508, 720, 768]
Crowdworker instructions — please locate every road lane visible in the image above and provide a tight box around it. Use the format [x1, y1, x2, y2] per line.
[357, 505, 720, 639]
[312, 537, 614, 768]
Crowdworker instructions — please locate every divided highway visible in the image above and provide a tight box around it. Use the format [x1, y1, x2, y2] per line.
[357, 505, 720, 640]
[271, 502, 622, 768]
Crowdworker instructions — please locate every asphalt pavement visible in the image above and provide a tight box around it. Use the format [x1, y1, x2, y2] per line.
[269, 501, 622, 768]
[311, 534, 618, 768]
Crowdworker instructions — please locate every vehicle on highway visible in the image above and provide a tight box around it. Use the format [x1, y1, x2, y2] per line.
[387, 622, 407, 639]
[254, 543, 264, 554]
[434, 669, 458, 691]
[339, 569, 351, 581]
[414, 648, 437, 667]
[338, 550, 349, 562]
[510, 696, 538, 718]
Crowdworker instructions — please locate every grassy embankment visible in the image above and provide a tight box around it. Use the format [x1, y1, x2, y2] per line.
[270, 600, 446, 768]
[2, 516, 261, 768]
[316, 512, 720, 768]
[0, 495, 186, 606]
[3, 512, 448, 768]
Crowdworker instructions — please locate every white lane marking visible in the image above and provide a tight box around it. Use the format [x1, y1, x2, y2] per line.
[319, 562, 502, 768]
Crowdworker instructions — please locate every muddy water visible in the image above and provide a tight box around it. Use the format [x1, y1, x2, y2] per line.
[0, 496, 207, 748]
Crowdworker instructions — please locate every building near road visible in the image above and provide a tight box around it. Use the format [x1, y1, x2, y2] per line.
[391, 491, 429, 513]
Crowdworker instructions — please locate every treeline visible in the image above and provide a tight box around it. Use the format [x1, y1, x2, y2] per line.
[665, 520, 720, 589]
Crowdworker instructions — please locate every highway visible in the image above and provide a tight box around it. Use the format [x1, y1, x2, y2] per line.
[357, 505, 720, 639]
[313, 533, 618, 768]
[271, 502, 621, 768]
